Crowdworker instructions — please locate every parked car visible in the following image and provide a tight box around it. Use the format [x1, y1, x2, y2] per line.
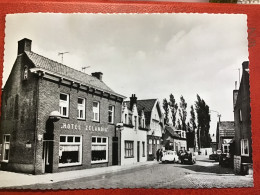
[209, 150, 221, 161]
[162, 150, 179, 163]
[179, 151, 196, 165]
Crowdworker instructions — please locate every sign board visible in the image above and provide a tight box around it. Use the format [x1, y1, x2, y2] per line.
[234, 155, 241, 174]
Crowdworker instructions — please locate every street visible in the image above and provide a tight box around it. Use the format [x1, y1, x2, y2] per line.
[14, 155, 253, 189]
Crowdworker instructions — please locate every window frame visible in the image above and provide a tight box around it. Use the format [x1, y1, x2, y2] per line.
[2, 134, 11, 162]
[77, 97, 86, 120]
[58, 135, 82, 167]
[148, 139, 153, 155]
[92, 101, 100, 122]
[59, 93, 69, 118]
[91, 136, 108, 164]
[142, 141, 145, 157]
[108, 105, 115, 124]
[241, 139, 249, 156]
[125, 140, 134, 158]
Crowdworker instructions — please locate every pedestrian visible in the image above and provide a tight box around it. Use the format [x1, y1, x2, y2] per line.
[160, 149, 163, 161]
[156, 149, 160, 161]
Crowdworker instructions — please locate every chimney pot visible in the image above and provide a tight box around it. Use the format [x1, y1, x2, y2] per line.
[18, 38, 32, 55]
[130, 94, 137, 111]
[91, 72, 103, 81]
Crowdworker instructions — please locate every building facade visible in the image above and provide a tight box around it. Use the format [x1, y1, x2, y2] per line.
[120, 95, 148, 165]
[0, 38, 125, 174]
[233, 61, 252, 164]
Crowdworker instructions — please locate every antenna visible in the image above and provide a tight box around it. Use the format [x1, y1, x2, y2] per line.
[58, 52, 69, 63]
[82, 66, 91, 73]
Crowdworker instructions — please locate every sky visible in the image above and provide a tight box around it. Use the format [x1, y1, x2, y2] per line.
[3, 13, 248, 139]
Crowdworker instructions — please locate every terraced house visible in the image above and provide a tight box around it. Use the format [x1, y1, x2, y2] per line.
[0, 38, 125, 174]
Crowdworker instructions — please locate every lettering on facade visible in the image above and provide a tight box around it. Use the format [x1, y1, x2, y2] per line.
[60, 123, 108, 132]
[234, 155, 241, 174]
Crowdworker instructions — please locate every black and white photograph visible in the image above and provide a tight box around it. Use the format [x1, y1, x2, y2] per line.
[0, 13, 253, 189]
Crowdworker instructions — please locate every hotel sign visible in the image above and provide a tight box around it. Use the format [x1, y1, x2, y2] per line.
[60, 123, 108, 132]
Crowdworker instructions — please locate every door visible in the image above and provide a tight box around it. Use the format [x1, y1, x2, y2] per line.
[112, 137, 119, 165]
[42, 141, 53, 173]
[137, 141, 140, 162]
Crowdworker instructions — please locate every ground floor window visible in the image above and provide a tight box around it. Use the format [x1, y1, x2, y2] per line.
[148, 139, 152, 155]
[59, 135, 82, 167]
[125, 141, 134, 158]
[91, 136, 108, 163]
[2, 134, 10, 162]
[222, 144, 230, 154]
[241, 139, 249, 156]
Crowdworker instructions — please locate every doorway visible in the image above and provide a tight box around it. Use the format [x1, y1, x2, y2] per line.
[112, 137, 119, 165]
[137, 141, 140, 162]
[42, 141, 53, 173]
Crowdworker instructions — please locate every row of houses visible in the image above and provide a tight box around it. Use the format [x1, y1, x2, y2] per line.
[0, 38, 187, 174]
[215, 61, 252, 174]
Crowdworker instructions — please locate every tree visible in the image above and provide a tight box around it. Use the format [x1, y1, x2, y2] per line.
[178, 96, 187, 131]
[169, 94, 178, 127]
[162, 98, 169, 125]
[195, 95, 212, 149]
[186, 106, 197, 149]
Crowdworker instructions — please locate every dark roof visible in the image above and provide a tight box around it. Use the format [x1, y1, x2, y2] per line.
[25, 51, 117, 95]
[219, 121, 235, 131]
[165, 125, 180, 138]
[125, 99, 157, 125]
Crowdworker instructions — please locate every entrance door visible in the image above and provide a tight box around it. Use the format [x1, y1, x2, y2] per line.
[137, 141, 140, 162]
[112, 137, 119, 165]
[42, 141, 53, 173]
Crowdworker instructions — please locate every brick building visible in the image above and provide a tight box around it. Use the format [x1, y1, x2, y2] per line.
[233, 61, 252, 164]
[0, 38, 125, 174]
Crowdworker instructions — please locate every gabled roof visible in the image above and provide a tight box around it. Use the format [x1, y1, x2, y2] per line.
[25, 51, 117, 95]
[165, 125, 181, 138]
[219, 121, 235, 131]
[125, 99, 158, 125]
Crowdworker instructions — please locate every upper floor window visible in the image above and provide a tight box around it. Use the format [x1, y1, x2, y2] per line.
[239, 109, 243, 122]
[77, 98, 85, 120]
[108, 105, 115, 124]
[23, 66, 28, 80]
[142, 118, 145, 128]
[93, 101, 100, 122]
[2, 134, 10, 162]
[241, 139, 249, 156]
[134, 116, 137, 129]
[59, 93, 69, 117]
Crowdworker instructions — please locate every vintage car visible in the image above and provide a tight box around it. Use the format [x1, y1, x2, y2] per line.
[161, 150, 179, 163]
[179, 151, 196, 165]
[209, 150, 222, 161]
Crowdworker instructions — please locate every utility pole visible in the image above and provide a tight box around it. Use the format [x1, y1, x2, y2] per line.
[58, 52, 69, 64]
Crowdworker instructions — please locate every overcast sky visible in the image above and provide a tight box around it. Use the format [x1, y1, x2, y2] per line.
[3, 13, 248, 138]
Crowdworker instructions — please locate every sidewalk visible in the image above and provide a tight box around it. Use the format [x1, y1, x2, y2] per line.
[0, 160, 158, 188]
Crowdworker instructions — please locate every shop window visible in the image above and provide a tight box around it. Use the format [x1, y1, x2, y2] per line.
[91, 136, 108, 163]
[59, 135, 82, 167]
[2, 135, 10, 162]
[125, 141, 134, 158]
[59, 93, 69, 117]
[142, 141, 145, 157]
[108, 105, 114, 124]
[77, 98, 85, 120]
[148, 139, 152, 155]
[92, 101, 100, 122]
[241, 139, 249, 156]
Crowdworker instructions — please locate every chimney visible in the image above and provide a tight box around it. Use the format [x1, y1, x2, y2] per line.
[130, 94, 137, 111]
[18, 38, 32, 55]
[233, 80, 239, 110]
[91, 72, 103, 81]
[242, 61, 249, 71]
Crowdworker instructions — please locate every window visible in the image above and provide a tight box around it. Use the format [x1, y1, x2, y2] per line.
[92, 101, 100, 122]
[108, 105, 114, 123]
[2, 135, 10, 162]
[241, 139, 249, 156]
[239, 109, 243, 122]
[23, 66, 28, 80]
[124, 114, 127, 124]
[222, 144, 230, 154]
[125, 141, 134, 158]
[134, 116, 137, 129]
[142, 141, 145, 157]
[91, 136, 108, 163]
[142, 119, 145, 128]
[59, 135, 82, 167]
[77, 98, 85, 120]
[148, 139, 152, 155]
[59, 93, 69, 117]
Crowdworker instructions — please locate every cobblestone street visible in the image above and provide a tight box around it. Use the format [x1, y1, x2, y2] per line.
[10, 155, 253, 189]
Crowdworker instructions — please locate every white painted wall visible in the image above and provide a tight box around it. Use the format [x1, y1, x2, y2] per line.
[121, 126, 147, 166]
